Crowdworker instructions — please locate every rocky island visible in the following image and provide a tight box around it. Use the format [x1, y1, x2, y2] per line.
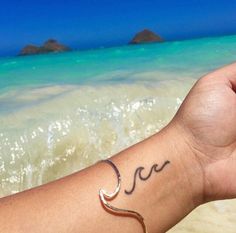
[19, 30, 163, 56]
[19, 39, 71, 56]
[130, 29, 164, 44]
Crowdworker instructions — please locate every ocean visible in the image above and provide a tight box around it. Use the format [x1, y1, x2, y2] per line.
[1, 34, 236, 232]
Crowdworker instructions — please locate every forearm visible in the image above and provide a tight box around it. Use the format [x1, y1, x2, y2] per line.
[0, 124, 203, 233]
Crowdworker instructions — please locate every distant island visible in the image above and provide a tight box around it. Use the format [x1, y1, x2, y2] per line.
[19, 29, 164, 56]
[19, 39, 71, 56]
[129, 29, 164, 44]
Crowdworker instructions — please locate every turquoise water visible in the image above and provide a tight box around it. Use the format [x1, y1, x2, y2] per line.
[0, 34, 236, 197]
[1, 34, 236, 91]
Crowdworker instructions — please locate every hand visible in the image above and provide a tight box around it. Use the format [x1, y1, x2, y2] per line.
[172, 62, 236, 202]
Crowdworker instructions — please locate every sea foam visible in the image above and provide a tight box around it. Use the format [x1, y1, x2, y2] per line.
[0, 79, 194, 196]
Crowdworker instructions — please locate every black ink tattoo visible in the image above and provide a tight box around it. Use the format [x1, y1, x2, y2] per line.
[124, 160, 170, 195]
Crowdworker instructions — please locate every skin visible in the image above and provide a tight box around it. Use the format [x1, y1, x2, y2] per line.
[0, 63, 236, 233]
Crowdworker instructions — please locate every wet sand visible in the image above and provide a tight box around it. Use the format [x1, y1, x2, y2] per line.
[168, 200, 236, 233]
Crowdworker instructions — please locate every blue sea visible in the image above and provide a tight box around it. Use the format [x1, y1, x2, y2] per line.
[1, 34, 236, 197]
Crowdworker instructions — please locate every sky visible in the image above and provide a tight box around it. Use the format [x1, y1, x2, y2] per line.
[0, 0, 236, 56]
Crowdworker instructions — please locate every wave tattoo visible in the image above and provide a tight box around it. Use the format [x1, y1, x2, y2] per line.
[125, 160, 170, 195]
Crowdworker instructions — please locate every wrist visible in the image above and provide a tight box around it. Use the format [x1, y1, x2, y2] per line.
[132, 123, 205, 232]
[158, 122, 205, 208]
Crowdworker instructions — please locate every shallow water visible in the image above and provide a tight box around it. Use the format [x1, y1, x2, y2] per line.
[1, 34, 236, 232]
[0, 81, 194, 195]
